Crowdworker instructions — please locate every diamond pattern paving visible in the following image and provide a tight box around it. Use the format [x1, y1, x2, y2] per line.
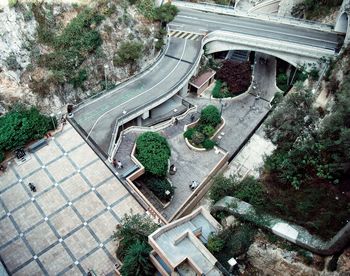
[0, 123, 145, 275]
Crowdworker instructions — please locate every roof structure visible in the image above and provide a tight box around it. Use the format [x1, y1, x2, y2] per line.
[149, 207, 223, 275]
[189, 70, 216, 89]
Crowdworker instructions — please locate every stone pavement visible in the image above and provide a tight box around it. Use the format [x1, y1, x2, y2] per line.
[0, 123, 144, 275]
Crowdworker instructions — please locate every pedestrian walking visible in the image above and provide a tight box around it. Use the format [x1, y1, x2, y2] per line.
[189, 180, 198, 190]
[190, 114, 195, 122]
[112, 159, 117, 168]
[174, 118, 178, 125]
[28, 183, 37, 192]
[117, 160, 123, 169]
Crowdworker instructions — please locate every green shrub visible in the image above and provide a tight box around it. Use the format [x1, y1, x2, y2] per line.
[184, 128, 195, 139]
[0, 105, 56, 152]
[69, 69, 88, 88]
[154, 3, 178, 23]
[209, 174, 238, 203]
[309, 66, 319, 81]
[120, 241, 155, 276]
[235, 176, 265, 207]
[207, 233, 224, 253]
[277, 73, 288, 91]
[5, 54, 22, 71]
[202, 139, 215, 150]
[8, 0, 17, 8]
[144, 175, 174, 201]
[212, 80, 223, 98]
[202, 125, 215, 137]
[200, 105, 221, 127]
[113, 213, 159, 258]
[136, 0, 156, 20]
[114, 41, 143, 66]
[191, 131, 205, 145]
[0, 151, 5, 163]
[136, 132, 170, 176]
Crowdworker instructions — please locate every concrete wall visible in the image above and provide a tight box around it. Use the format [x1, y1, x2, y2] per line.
[248, 0, 280, 14]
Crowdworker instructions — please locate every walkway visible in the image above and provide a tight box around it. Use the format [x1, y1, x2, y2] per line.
[0, 123, 144, 275]
[114, 111, 225, 220]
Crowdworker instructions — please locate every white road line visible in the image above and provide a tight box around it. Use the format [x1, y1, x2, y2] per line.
[176, 15, 338, 45]
[74, 37, 173, 113]
[86, 39, 188, 139]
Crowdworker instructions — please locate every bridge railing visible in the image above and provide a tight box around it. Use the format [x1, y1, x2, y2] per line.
[173, 1, 334, 32]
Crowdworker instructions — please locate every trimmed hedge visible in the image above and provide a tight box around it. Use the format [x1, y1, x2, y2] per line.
[136, 132, 170, 176]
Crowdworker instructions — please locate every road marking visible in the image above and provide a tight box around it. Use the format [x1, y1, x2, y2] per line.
[169, 30, 203, 40]
[74, 36, 173, 113]
[176, 15, 338, 46]
[86, 39, 188, 139]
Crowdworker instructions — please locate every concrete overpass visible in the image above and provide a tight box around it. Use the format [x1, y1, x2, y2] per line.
[71, 5, 345, 161]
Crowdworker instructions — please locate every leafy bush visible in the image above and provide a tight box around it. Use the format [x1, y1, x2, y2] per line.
[0, 151, 5, 163]
[136, 132, 171, 176]
[191, 131, 205, 145]
[5, 54, 22, 71]
[207, 233, 225, 253]
[234, 176, 265, 207]
[8, 0, 17, 8]
[38, 7, 103, 87]
[144, 175, 174, 201]
[200, 105, 221, 127]
[209, 174, 237, 203]
[202, 125, 215, 137]
[113, 213, 159, 258]
[184, 128, 195, 139]
[216, 60, 251, 94]
[0, 105, 56, 152]
[120, 241, 155, 276]
[202, 139, 215, 150]
[276, 73, 288, 91]
[154, 3, 178, 23]
[309, 66, 319, 81]
[114, 41, 143, 66]
[136, 0, 156, 20]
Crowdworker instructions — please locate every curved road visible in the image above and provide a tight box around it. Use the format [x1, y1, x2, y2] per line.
[71, 7, 343, 158]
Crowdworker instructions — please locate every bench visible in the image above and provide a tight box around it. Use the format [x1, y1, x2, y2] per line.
[28, 139, 48, 153]
[121, 164, 139, 178]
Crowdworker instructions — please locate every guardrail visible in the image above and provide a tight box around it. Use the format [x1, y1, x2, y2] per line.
[107, 33, 205, 160]
[203, 30, 335, 59]
[173, 1, 334, 32]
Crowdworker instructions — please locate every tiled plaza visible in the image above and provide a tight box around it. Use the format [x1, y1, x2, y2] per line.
[0, 123, 144, 275]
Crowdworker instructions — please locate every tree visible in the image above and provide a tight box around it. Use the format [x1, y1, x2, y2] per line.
[113, 213, 159, 258]
[120, 241, 155, 276]
[264, 86, 317, 150]
[154, 3, 178, 24]
[216, 61, 252, 94]
[200, 105, 221, 127]
[136, 132, 171, 176]
[114, 41, 143, 66]
[209, 174, 238, 203]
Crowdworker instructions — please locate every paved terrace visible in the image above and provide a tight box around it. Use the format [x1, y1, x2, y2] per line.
[114, 112, 225, 220]
[0, 123, 144, 275]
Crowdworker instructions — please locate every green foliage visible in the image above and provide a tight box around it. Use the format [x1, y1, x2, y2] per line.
[200, 105, 221, 127]
[207, 233, 224, 253]
[38, 7, 103, 87]
[136, 132, 171, 176]
[153, 3, 178, 23]
[309, 66, 319, 81]
[144, 175, 174, 201]
[276, 73, 288, 91]
[202, 125, 215, 137]
[136, 0, 156, 20]
[292, 0, 342, 19]
[212, 80, 223, 98]
[184, 128, 195, 139]
[120, 241, 155, 276]
[202, 139, 215, 150]
[5, 54, 21, 71]
[8, 0, 17, 8]
[114, 41, 143, 66]
[113, 213, 159, 258]
[0, 105, 55, 152]
[69, 69, 88, 88]
[235, 176, 265, 207]
[270, 91, 283, 107]
[209, 174, 237, 203]
[0, 152, 4, 163]
[191, 131, 205, 145]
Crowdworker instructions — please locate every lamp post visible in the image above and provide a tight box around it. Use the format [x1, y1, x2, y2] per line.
[104, 64, 108, 90]
[50, 113, 56, 130]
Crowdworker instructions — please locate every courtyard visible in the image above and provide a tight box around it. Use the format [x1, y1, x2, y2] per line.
[0, 123, 144, 275]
